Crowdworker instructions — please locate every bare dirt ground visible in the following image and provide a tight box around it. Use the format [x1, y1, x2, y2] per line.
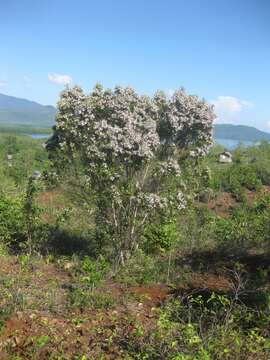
[0, 250, 242, 359]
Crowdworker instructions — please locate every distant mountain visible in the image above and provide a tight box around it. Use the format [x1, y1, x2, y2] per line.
[0, 93, 56, 128]
[214, 124, 270, 142]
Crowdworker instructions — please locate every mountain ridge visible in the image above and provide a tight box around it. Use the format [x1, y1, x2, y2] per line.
[214, 124, 270, 142]
[0, 93, 56, 127]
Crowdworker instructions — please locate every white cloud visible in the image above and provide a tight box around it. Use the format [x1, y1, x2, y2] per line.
[266, 121, 270, 129]
[213, 96, 254, 113]
[0, 80, 7, 87]
[212, 96, 254, 123]
[48, 73, 72, 85]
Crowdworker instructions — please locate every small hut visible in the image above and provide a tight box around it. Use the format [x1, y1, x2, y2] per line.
[219, 151, 232, 164]
[7, 154, 13, 161]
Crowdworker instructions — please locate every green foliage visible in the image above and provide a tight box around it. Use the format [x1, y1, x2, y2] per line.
[142, 220, 179, 253]
[81, 255, 109, 288]
[210, 163, 262, 196]
[0, 192, 26, 247]
[0, 176, 47, 252]
[206, 143, 270, 201]
[180, 205, 216, 251]
[0, 123, 51, 135]
[35, 335, 51, 348]
[23, 177, 41, 252]
[112, 292, 270, 359]
[0, 133, 48, 188]
[68, 288, 116, 310]
[116, 249, 159, 285]
[214, 195, 270, 252]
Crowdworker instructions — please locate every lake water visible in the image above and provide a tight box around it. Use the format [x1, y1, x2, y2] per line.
[215, 138, 257, 150]
[27, 133, 50, 139]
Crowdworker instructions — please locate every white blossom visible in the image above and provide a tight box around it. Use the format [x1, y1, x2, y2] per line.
[155, 88, 215, 156]
[48, 83, 215, 257]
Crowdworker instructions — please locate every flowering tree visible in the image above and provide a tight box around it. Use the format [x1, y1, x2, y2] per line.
[48, 84, 215, 262]
[154, 89, 214, 157]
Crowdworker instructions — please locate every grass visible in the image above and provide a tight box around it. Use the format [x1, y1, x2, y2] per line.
[0, 123, 51, 135]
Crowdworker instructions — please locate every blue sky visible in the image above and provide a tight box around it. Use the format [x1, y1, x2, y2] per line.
[1, 0, 270, 130]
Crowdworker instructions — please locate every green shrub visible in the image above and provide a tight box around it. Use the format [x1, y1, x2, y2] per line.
[142, 221, 179, 253]
[80, 255, 109, 288]
[214, 195, 270, 252]
[0, 193, 26, 248]
[179, 205, 216, 251]
[116, 249, 158, 285]
[0, 180, 48, 253]
[214, 164, 262, 194]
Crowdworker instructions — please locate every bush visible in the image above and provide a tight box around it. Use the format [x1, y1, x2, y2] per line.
[0, 180, 48, 253]
[179, 205, 216, 251]
[116, 249, 159, 285]
[80, 255, 109, 288]
[0, 192, 26, 248]
[142, 220, 179, 253]
[217, 164, 262, 193]
[48, 84, 215, 262]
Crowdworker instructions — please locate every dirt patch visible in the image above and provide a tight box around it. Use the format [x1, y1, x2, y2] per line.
[0, 305, 159, 359]
[0, 256, 20, 276]
[208, 192, 237, 217]
[131, 284, 170, 307]
[37, 190, 66, 209]
[208, 186, 270, 217]
[184, 273, 232, 292]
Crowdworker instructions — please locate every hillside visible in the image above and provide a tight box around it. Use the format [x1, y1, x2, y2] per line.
[214, 124, 270, 142]
[0, 93, 56, 127]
